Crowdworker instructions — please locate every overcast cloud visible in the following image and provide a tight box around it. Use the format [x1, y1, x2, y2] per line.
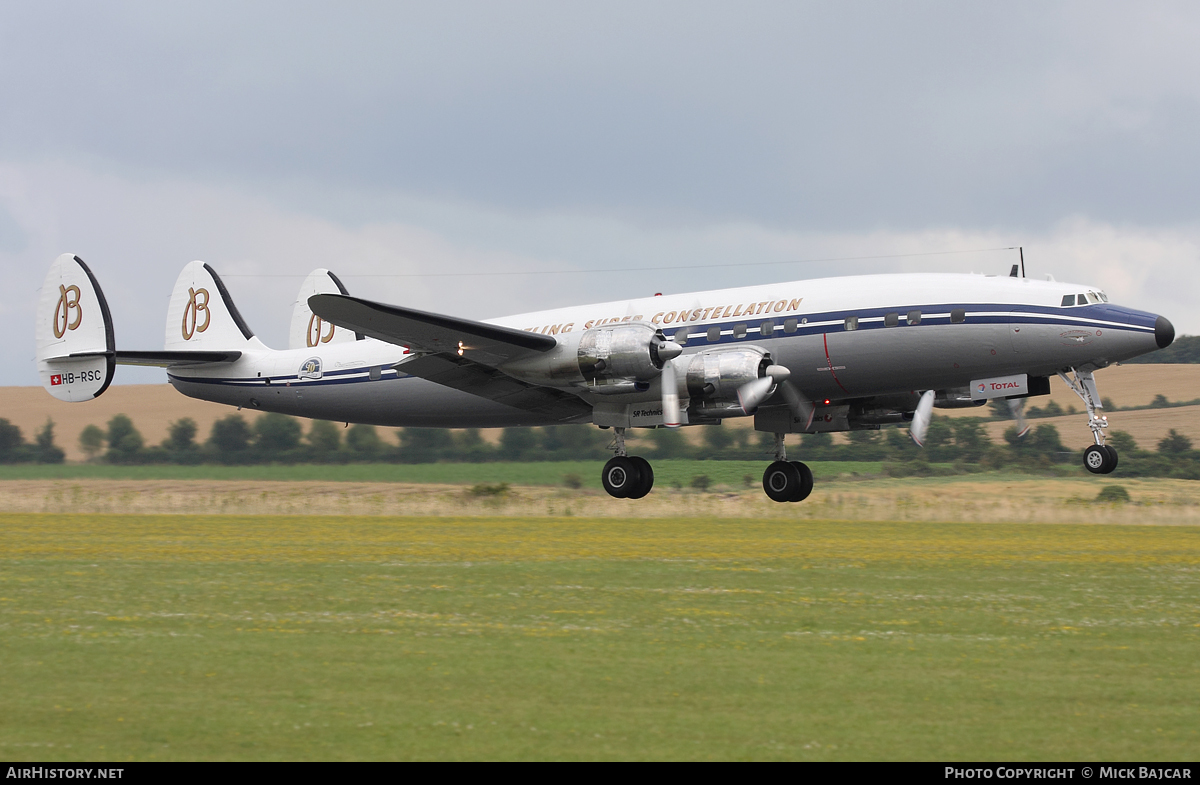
[2, 1, 1199, 386]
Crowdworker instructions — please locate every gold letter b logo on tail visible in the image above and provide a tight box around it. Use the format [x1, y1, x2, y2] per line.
[182, 287, 211, 340]
[52, 284, 82, 339]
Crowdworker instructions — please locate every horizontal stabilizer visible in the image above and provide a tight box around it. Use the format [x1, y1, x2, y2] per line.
[309, 294, 556, 363]
[115, 350, 242, 367]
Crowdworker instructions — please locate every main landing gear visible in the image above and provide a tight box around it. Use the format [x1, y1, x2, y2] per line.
[598, 428, 816, 503]
[1059, 368, 1118, 474]
[601, 427, 655, 499]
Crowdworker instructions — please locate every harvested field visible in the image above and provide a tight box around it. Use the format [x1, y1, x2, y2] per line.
[3, 474, 1200, 524]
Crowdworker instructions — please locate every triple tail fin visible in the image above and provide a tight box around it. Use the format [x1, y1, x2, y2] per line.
[288, 268, 361, 349]
[165, 261, 257, 351]
[34, 254, 116, 401]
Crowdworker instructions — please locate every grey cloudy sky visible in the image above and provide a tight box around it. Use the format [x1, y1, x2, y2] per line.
[2, 1, 1199, 386]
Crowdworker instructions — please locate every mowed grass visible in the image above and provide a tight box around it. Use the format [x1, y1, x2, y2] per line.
[0, 460, 884, 489]
[1, 514, 1198, 761]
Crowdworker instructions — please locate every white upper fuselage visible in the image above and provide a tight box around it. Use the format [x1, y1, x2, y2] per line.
[167, 272, 1166, 428]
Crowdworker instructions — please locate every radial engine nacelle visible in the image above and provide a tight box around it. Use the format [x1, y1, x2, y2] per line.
[501, 322, 682, 392]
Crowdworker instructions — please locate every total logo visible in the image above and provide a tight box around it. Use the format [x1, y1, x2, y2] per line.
[976, 382, 987, 393]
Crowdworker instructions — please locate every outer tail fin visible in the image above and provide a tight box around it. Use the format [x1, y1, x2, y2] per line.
[35, 254, 116, 401]
[165, 261, 257, 351]
[289, 268, 361, 349]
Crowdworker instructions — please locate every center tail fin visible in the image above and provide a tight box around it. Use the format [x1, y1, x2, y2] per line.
[164, 261, 258, 351]
[288, 268, 361, 350]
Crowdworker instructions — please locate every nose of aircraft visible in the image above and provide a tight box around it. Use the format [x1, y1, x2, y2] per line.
[1156, 316, 1175, 349]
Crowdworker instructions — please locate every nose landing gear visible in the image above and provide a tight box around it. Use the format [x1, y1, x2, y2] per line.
[1083, 444, 1118, 475]
[1059, 368, 1119, 474]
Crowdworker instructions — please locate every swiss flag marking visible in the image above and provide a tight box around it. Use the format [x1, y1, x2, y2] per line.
[50, 374, 63, 386]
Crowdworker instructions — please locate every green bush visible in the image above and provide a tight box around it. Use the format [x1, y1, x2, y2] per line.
[106, 414, 144, 463]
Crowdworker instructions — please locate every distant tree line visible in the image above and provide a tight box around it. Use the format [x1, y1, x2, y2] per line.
[1124, 335, 1200, 364]
[0, 418, 65, 464]
[4, 410, 1198, 479]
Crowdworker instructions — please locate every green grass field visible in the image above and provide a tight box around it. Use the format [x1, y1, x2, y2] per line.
[0, 460, 884, 489]
[1, 512, 1197, 760]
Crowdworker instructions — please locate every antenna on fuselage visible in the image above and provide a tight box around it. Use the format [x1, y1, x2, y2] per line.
[1010, 247, 1027, 278]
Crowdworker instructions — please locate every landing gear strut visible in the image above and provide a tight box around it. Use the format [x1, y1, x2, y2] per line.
[1059, 368, 1118, 474]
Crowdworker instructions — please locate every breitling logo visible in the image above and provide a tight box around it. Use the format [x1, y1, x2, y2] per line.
[521, 296, 804, 335]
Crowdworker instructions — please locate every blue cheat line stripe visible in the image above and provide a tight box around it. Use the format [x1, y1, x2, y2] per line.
[171, 303, 1154, 389]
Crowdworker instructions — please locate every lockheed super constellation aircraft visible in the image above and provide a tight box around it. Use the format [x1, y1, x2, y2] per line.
[35, 254, 1174, 501]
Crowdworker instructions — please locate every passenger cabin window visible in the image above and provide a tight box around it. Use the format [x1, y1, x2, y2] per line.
[760, 320, 775, 337]
[907, 310, 921, 325]
[884, 312, 899, 327]
[707, 326, 721, 343]
[1061, 295, 1074, 307]
[733, 323, 748, 339]
[844, 316, 859, 331]
[674, 329, 689, 345]
[783, 317, 799, 334]
[950, 308, 966, 324]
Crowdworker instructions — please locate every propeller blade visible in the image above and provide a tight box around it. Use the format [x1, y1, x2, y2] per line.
[909, 389, 936, 446]
[661, 358, 681, 428]
[1007, 397, 1030, 438]
[779, 379, 815, 429]
[736, 375, 776, 414]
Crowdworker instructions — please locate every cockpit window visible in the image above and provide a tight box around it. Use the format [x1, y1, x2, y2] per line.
[1086, 292, 1100, 304]
[1076, 294, 1087, 305]
[1061, 295, 1074, 307]
[1099, 291, 1109, 302]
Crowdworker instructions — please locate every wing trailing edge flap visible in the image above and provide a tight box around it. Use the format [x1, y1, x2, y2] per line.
[308, 294, 556, 364]
[396, 353, 592, 422]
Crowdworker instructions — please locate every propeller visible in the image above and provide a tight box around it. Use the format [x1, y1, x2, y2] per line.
[909, 389, 936, 446]
[656, 340, 684, 428]
[736, 365, 791, 415]
[778, 378, 816, 429]
[1007, 397, 1030, 438]
[661, 358, 682, 428]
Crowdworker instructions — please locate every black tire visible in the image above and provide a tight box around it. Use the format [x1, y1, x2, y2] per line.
[763, 460, 802, 503]
[1103, 445, 1119, 474]
[1083, 444, 1114, 475]
[789, 461, 814, 502]
[602, 456, 642, 498]
[627, 456, 654, 499]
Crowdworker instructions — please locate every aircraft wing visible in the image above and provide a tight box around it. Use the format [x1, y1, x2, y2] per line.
[308, 294, 555, 364]
[310, 294, 590, 421]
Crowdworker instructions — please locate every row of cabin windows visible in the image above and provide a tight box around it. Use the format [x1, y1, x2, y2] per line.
[1061, 291, 1108, 307]
[673, 309, 968, 342]
[846, 309, 965, 331]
